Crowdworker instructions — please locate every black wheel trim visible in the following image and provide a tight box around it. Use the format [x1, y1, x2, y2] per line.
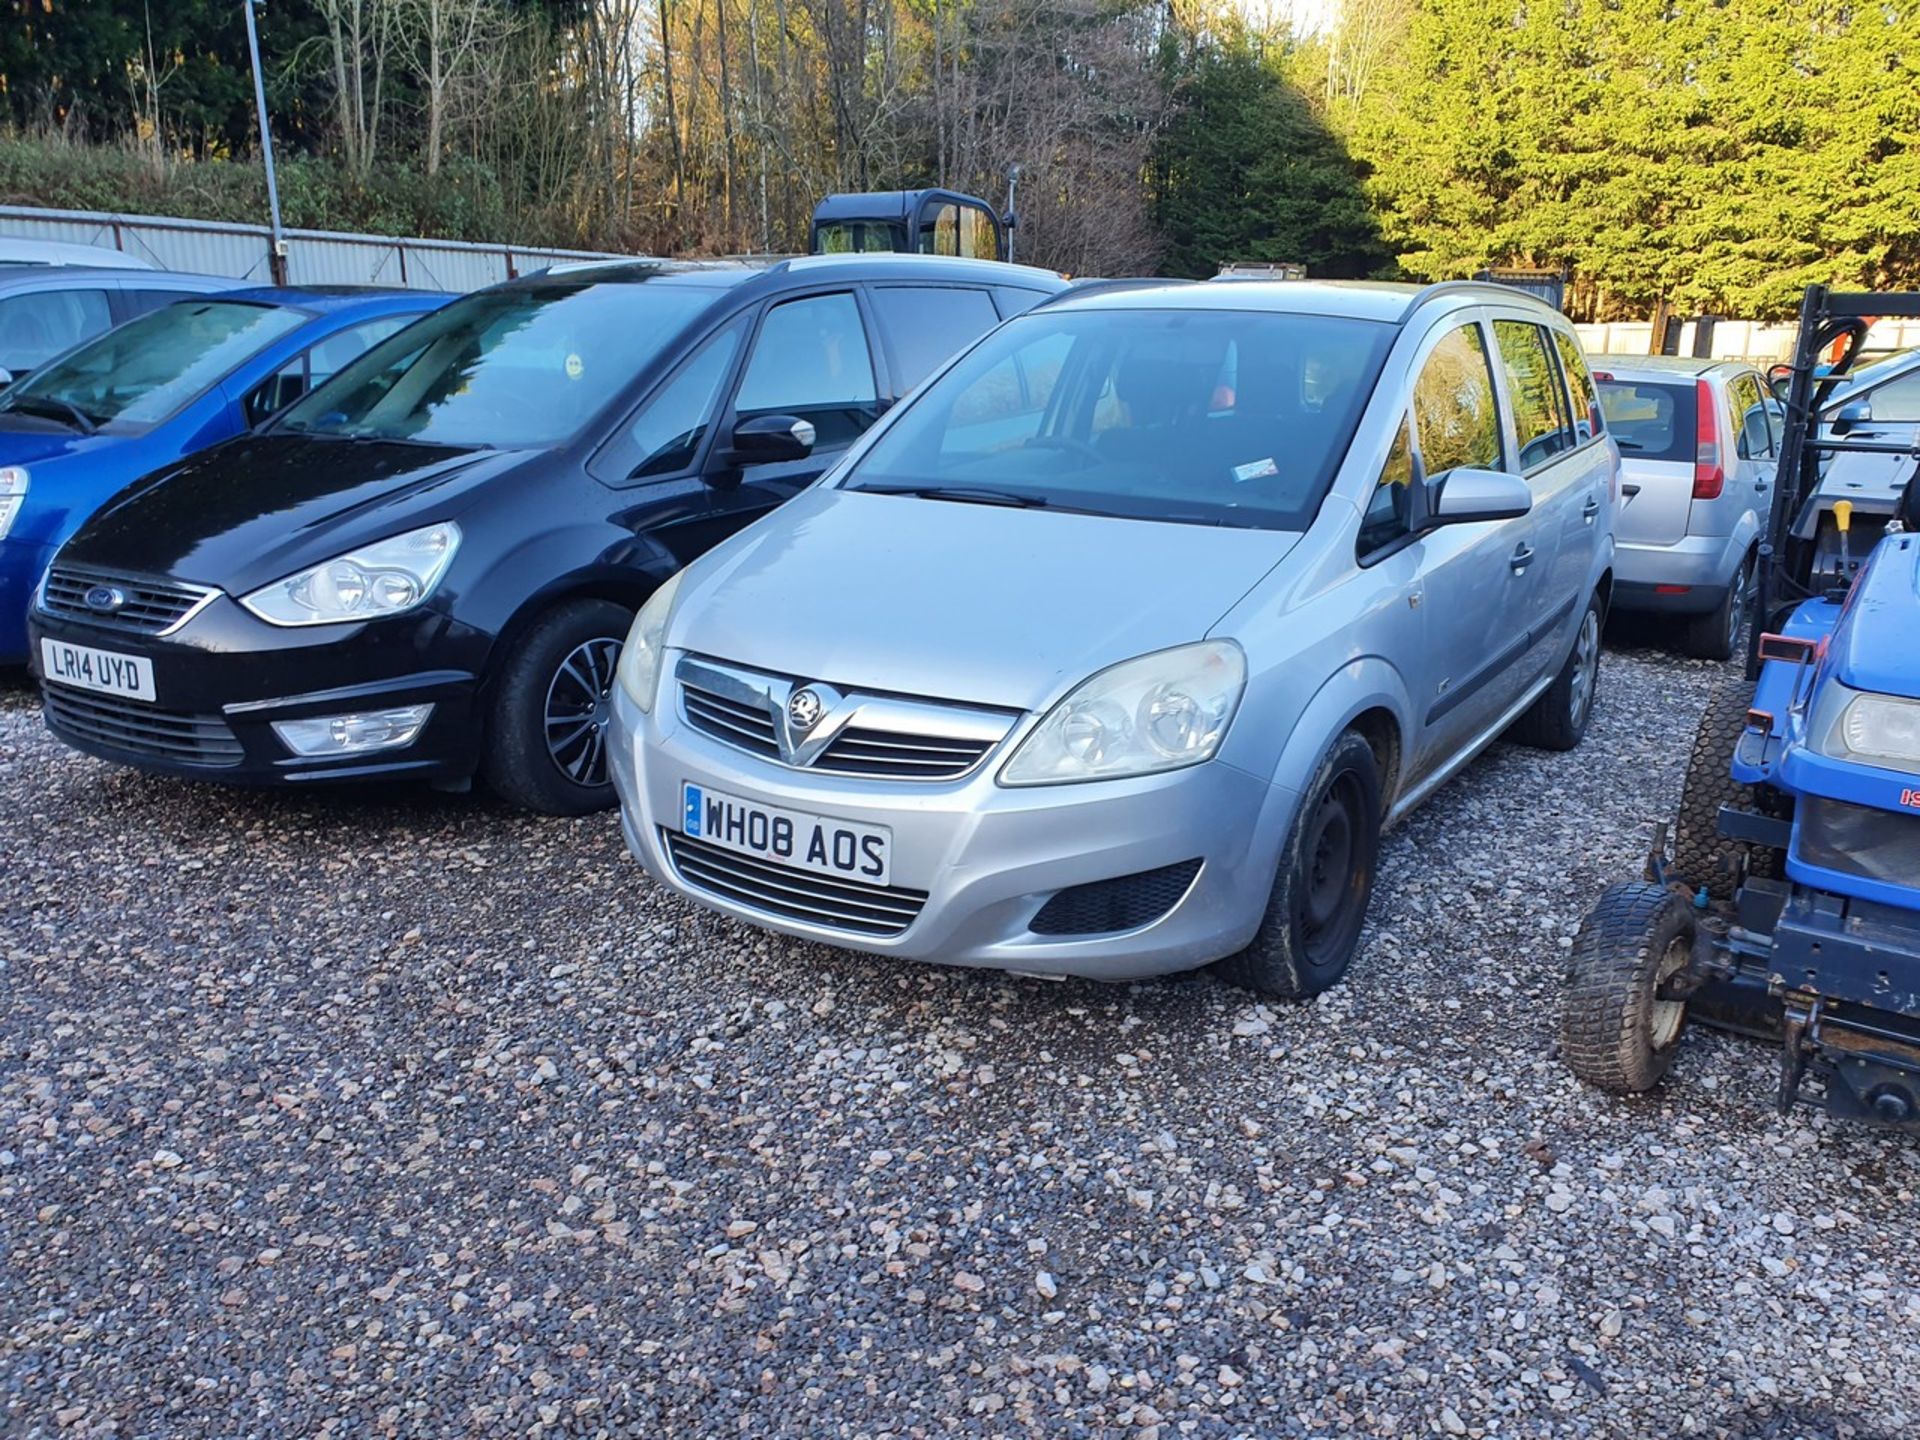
[1295, 769, 1372, 971]
[544, 636, 623, 788]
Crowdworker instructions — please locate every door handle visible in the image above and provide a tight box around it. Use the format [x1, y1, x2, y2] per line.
[1582, 494, 1600, 522]
[1509, 543, 1536, 574]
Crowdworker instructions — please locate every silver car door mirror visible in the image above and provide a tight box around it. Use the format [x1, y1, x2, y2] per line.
[1832, 399, 1872, 435]
[1427, 467, 1533, 527]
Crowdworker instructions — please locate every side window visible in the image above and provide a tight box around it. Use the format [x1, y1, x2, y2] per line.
[1413, 322, 1502, 481]
[121, 288, 196, 319]
[247, 317, 419, 427]
[993, 286, 1048, 320]
[1552, 330, 1603, 440]
[733, 292, 878, 450]
[1730, 373, 1773, 460]
[627, 319, 745, 479]
[869, 286, 1000, 394]
[1358, 416, 1417, 557]
[1494, 320, 1573, 472]
[918, 203, 961, 256]
[1864, 370, 1920, 423]
[0, 288, 113, 372]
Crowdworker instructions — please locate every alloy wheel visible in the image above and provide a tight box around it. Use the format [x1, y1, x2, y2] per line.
[544, 636, 623, 787]
[1569, 608, 1601, 730]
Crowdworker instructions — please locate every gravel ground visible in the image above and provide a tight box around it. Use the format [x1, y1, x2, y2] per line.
[2, 636, 1917, 1440]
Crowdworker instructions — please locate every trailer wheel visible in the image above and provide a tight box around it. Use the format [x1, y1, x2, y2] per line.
[1562, 882, 1697, 1094]
[1672, 681, 1777, 900]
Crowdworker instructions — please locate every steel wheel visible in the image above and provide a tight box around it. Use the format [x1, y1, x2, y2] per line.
[1568, 606, 1600, 730]
[544, 636, 623, 787]
[1298, 770, 1370, 973]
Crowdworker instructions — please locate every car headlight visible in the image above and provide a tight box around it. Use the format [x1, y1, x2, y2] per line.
[240, 522, 461, 627]
[1814, 682, 1920, 775]
[0, 466, 27, 541]
[999, 640, 1247, 786]
[615, 568, 687, 713]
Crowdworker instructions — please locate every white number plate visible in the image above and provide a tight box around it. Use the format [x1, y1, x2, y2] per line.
[681, 782, 892, 887]
[40, 638, 155, 702]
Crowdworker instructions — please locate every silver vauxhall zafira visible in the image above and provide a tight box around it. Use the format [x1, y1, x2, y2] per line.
[610, 280, 1619, 998]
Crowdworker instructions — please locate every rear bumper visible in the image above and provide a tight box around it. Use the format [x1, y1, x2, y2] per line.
[28, 596, 488, 785]
[1612, 534, 1746, 613]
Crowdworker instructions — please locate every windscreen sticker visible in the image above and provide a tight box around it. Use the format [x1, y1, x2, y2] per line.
[1232, 457, 1280, 483]
[565, 353, 584, 380]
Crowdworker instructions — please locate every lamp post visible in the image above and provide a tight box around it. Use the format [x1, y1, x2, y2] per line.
[243, 0, 289, 284]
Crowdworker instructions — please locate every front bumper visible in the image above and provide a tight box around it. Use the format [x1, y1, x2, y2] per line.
[28, 594, 488, 786]
[609, 682, 1301, 981]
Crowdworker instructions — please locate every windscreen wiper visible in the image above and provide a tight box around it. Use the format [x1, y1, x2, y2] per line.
[5, 395, 97, 434]
[860, 483, 1048, 508]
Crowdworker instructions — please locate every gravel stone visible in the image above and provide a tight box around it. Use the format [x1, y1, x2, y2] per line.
[3, 636, 1918, 1438]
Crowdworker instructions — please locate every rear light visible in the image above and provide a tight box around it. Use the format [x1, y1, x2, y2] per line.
[1692, 378, 1725, 500]
[1591, 370, 1613, 382]
[1654, 584, 1693, 595]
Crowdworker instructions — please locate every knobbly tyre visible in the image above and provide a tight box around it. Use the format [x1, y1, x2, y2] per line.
[1561, 285, 1920, 1130]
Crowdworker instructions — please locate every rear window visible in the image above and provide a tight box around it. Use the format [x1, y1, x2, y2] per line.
[1595, 378, 1695, 462]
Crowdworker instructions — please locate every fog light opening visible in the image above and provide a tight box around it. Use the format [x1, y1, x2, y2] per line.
[272, 703, 434, 757]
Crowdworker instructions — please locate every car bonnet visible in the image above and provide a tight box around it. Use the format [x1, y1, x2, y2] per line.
[667, 487, 1299, 712]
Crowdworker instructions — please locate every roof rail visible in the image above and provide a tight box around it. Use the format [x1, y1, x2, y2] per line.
[1405, 279, 1559, 314]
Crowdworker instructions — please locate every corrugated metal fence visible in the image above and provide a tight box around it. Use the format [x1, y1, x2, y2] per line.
[1575, 317, 1920, 366]
[0, 204, 636, 292]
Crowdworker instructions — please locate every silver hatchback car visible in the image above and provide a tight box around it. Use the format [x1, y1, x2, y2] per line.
[609, 281, 1619, 996]
[1593, 356, 1781, 659]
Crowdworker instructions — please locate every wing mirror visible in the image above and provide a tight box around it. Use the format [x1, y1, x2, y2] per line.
[1423, 467, 1533, 529]
[728, 414, 816, 465]
[1832, 399, 1872, 436]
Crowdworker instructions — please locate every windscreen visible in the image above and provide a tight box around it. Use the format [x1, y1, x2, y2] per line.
[275, 280, 721, 447]
[0, 300, 304, 430]
[1595, 378, 1695, 462]
[840, 307, 1395, 529]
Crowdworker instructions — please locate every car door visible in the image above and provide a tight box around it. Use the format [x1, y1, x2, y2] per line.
[866, 283, 1003, 400]
[1362, 314, 1540, 779]
[1726, 369, 1774, 533]
[702, 287, 885, 531]
[1489, 317, 1594, 684]
[1820, 363, 1920, 509]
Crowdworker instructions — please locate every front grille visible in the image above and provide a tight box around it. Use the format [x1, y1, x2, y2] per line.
[813, 727, 995, 779]
[678, 656, 1015, 782]
[1029, 859, 1203, 936]
[41, 565, 215, 635]
[1796, 797, 1920, 887]
[663, 830, 927, 938]
[43, 686, 243, 767]
[681, 676, 780, 759]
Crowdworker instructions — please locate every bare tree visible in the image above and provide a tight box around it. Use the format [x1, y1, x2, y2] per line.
[314, 0, 403, 176]
[397, 0, 509, 175]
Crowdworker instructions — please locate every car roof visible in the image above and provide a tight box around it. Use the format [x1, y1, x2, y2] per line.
[211, 285, 450, 314]
[0, 266, 237, 295]
[0, 238, 156, 269]
[504, 253, 1063, 296]
[1040, 278, 1559, 325]
[1589, 354, 1744, 379]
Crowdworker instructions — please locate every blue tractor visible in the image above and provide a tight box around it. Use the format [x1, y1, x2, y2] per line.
[1562, 285, 1920, 1129]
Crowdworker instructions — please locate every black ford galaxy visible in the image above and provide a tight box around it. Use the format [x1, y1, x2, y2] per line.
[30, 255, 1064, 812]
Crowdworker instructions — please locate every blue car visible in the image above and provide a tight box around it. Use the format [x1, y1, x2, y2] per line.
[0, 286, 450, 662]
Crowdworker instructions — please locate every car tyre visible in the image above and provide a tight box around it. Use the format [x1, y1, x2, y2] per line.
[1217, 730, 1380, 1000]
[1561, 881, 1697, 1093]
[1671, 679, 1786, 899]
[1508, 590, 1604, 751]
[1680, 553, 1750, 662]
[482, 597, 634, 816]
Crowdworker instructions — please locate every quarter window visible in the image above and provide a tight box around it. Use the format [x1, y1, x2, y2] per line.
[626, 319, 745, 478]
[734, 292, 878, 450]
[1358, 416, 1417, 557]
[1413, 322, 1502, 481]
[1494, 320, 1574, 472]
